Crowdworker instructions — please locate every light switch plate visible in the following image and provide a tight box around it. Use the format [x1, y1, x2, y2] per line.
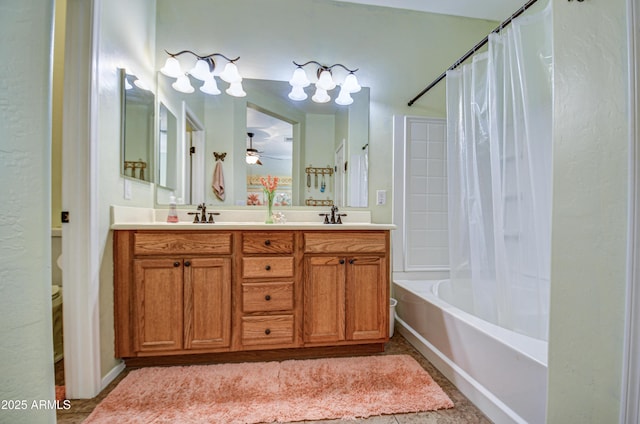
[124, 179, 132, 200]
[376, 190, 386, 205]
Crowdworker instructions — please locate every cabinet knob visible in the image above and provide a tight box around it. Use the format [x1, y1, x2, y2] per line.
[173, 261, 180, 267]
[264, 239, 271, 246]
[265, 295, 271, 301]
[265, 265, 271, 271]
[264, 328, 271, 335]
[349, 259, 356, 265]
[184, 261, 191, 267]
[339, 259, 345, 265]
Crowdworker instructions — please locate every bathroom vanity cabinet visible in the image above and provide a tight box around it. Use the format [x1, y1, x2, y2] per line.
[113, 228, 391, 364]
[303, 232, 388, 344]
[114, 231, 233, 356]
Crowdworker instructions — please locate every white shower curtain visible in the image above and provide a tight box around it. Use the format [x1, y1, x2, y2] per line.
[445, 5, 552, 341]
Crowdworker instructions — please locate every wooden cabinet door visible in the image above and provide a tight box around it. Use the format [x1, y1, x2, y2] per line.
[133, 259, 184, 352]
[183, 257, 232, 350]
[346, 256, 387, 341]
[303, 256, 346, 344]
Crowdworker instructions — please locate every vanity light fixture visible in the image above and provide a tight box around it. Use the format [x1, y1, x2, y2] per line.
[288, 61, 361, 105]
[160, 50, 246, 97]
[124, 75, 151, 91]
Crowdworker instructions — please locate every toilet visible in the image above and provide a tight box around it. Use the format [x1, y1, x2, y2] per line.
[52, 253, 64, 362]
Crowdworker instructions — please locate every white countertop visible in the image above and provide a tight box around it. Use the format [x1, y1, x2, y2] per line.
[110, 205, 396, 231]
[110, 222, 396, 230]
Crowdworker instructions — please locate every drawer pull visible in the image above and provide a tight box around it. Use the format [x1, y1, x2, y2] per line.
[349, 259, 356, 265]
[264, 239, 271, 246]
[339, 259, 345, 265]
[264, 328, 271, 335]
[265, 265, 271, 271]
[184, 261, 191, 267]
[265, 295, 271, 301]
[173, 261, 180, 267]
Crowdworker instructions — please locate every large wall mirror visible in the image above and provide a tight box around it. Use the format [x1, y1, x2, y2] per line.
[155, 74, 369, 207]
[119, 68, 155, 182]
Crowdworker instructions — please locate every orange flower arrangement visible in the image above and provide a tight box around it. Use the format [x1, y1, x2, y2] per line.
[259, 175, 279, 194]
[260, 175, 279, 223]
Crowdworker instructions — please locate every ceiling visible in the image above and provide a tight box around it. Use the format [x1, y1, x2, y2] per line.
[330, 0, 527, 21]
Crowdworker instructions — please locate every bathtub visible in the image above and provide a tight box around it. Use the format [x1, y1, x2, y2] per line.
[393, 279, 548, 424]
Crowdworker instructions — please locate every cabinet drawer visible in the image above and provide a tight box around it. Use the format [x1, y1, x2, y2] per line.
[242, 232, 294, 254]
[133, 232, 232, 255]
[243, 282, 294, 313]
[303, 232, 387, 254]
[242, 257, 294, 278]
[241, 315, 294, 346]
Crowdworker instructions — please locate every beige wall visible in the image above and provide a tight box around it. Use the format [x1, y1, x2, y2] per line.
[95, 0, 157, 376]
[547, 0, 630, 421]
[52, 0, 67, 229]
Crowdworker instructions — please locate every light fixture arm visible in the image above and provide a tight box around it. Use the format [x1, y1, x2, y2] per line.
[165, 49, 240, 72]
[293, 60, 358, 74]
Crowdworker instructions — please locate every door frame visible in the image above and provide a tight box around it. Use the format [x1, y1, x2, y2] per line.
[61, 0, 104, 398]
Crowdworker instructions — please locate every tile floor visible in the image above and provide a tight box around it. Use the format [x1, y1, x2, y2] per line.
[55, 332, 491, 423]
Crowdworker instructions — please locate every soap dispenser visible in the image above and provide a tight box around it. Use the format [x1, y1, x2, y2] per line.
[167, 195, 179, 223]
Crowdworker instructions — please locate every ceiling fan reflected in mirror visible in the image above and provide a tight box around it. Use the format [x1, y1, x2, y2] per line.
[246, 132, 262, 165]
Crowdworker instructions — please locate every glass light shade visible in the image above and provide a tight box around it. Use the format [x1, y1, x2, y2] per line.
[335, 86, 354, 105]
[219, 62, 242, 83]
[316, 70, 336, 91]
[133, 78, 150, 91]
[342, 73, 361, 93]
[172, 74, 195, 93]
[288, 85, 308, 101]
[200, 76, 221, 95]
[311, 87, 330, 103]
[289, 67, 310, 87]
[246, 153, 260, 165]
[189, 59, 212, 81]
[160, 57, 183, 78]
[226, 81, 246, 97]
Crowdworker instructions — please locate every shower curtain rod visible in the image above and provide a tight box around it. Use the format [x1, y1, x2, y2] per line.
[407, 0, 541, 107]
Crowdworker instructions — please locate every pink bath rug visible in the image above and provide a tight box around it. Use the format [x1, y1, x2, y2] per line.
[55, 385, 65, 401]
[84, 354, 453, 423]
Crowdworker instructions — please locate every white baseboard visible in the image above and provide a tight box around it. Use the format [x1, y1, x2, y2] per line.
[100, 361, 125, 393]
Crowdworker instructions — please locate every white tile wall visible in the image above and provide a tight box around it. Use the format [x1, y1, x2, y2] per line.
[403, 117, 449, 271]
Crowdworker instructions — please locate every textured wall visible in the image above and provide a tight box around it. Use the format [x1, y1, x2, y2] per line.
[548, 0, 630, 422]
[0, 1, 56, 423]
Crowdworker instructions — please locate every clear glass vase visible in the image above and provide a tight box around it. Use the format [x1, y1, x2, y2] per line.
[265, 192, 274, 224]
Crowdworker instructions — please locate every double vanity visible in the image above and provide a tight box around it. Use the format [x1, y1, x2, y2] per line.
[111, 206, 395, 366]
